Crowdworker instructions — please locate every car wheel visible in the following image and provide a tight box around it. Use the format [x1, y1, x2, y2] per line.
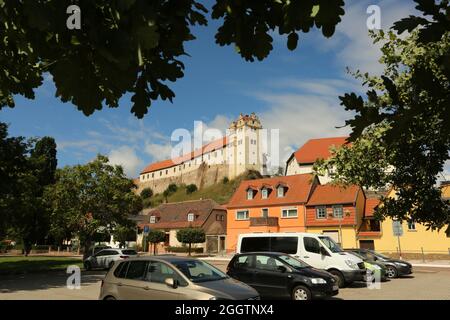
[386, 266, 398, 278]
[328, 270, 345, 288]
[292, 285, 312, 301]
[84, 261, 92, 271]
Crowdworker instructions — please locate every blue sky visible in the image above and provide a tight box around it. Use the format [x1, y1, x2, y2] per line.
[2, 0, 434, 178]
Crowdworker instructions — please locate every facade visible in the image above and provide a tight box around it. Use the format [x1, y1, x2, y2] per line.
[137, 199, 227, 254]
[137, 113, 265, 194]
[285, 136, 348, 184]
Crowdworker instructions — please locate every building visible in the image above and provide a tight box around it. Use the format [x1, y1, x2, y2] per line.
[137, 199, 227, 254]
[137, 113, 265, 194]
[285, 136, 349, 184]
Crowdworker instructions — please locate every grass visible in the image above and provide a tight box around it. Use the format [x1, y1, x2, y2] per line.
[144, 170, 262, 207]
[0, 256, 83, 275]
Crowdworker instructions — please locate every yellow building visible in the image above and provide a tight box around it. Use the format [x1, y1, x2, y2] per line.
[357, 186, 450, 256]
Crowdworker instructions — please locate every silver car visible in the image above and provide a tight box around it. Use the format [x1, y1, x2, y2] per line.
[84, 248, 138, 270]
[99, 256, 260, 300]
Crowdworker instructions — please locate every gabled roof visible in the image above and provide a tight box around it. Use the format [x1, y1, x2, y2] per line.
[139, 199, 225, 229]
[364, 198, 381, 217]
[306, 184, 360, 206]
[291, 136, 349, 165]
[227, 174, 316, 209]
[140, 137, 228, 174]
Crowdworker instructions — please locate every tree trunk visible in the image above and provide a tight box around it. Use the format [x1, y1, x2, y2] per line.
[188, 243, 191, 256]
[153, 243, 156, 255]
[82, 239, 92, 260]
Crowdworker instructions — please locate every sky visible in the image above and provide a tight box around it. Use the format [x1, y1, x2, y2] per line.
[4, 0, 445, 179]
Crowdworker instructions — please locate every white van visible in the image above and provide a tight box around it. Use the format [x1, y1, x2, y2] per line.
[237, 232, 366, 287]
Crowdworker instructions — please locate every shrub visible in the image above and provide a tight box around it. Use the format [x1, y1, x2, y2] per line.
[167, 246, 203, 254]
[222, 176, 229, 184]
[186, 184, 198, 194]
[140, 187, 153, 199]
[167, 183, 178, 193]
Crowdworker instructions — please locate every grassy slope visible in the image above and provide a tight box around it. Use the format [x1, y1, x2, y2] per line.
[0, 256, 83, 275]
[145, 171, 261, 207]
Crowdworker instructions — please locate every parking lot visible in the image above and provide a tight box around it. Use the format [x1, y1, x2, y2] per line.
[0, 260, 449, 300]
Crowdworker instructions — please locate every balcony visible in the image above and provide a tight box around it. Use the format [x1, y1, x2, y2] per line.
[250, 217, 279, 227]
[358, 231, 382, 237]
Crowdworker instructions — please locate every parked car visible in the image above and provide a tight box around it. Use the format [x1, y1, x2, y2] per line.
[99, 256, 260, 300]
[84, 248, 138, 270]
[227, 252, 339, 300]
[88, 245, 111, 256]
[237, 233, 366, 288]
[345, 250, 387, 282]
[345, 248, 413, 279]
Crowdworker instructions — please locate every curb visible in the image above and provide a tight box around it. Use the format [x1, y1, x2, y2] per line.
[412, 263, 450, 268]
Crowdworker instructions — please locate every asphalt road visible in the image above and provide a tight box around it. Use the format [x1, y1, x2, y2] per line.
[0, 261, 449, 300]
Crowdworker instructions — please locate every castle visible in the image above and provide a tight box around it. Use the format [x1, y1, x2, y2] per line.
[137, 113, 266, 194]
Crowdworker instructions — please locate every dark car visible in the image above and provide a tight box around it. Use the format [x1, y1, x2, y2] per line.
[346, 249, 413, 279]
[226, 252, 339, 300]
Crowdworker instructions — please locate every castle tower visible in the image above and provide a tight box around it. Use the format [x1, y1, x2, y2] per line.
[227, 113, 263, 179]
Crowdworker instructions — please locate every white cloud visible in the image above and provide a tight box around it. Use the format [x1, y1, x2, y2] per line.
[144, 142, 173, 162]
[108, 146, 143, 177]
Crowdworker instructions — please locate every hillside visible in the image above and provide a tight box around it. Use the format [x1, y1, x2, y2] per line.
[142, 170, 263, 208]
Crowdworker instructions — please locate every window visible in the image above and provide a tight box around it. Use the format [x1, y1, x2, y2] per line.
[316, 206, 327, 219]
[270, 237, 298, 254]
[165, 170, 168, 175]
[216, 214, 224, 221]
[150, 216, 156, 224]
[303, 237, 321, 254]
[277, 186, 284, 197]
[233, 255, 252, 269]
[407, 220, 416, 231]
[146, 261, 187, 286]
[241, 237, 270, 252]
[160, 171, 162, 176]
[187, 213, 194, 222]
[247, 189, 254, 200]
[125, 261, 148, 280]
[172, 260, 226, 283]
[332, 205, 343, 218]
[152, 173, 154, 178]
[281, 208, 298, 218]
[173, 168, 176, 172]
[254, 255, 284, 272]
[236, 210, 249, 220]
[261, 188, 268, 199]
[114, 261, 129, 278]
[261, 208, 268, 218]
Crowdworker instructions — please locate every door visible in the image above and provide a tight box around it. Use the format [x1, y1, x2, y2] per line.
[116, 260, 149, 300]
[229, 255, 255, 284]
[102, 250, 119, 268]
[143, 261, 182, 300]
[301, 236, 330, 269]
[251, 255, 290, 298]
[359, 240, 375, 250]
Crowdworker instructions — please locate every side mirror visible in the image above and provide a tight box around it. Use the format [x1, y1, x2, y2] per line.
[277, 265, 287, 273]
[320, 247, 330, 256]
[164, 278, 178, 289]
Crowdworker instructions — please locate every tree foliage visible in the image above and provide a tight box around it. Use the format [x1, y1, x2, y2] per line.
[186, 183, 198, 194]
[44, 155, 142, 257]
[315, 0, 450, 232]
[176, 227, 205, 256]
[146, 229, 165, 254]
[140, 187, 153, 199]
[0, 0, 345, 118]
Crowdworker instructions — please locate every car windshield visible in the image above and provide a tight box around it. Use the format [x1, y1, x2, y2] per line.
[173, 260, 228, 283]
[278, 254, 310, 269]
[318, 236, 343, 253]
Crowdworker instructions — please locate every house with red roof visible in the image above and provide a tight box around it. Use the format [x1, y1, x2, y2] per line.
[285, 136, 349, 184]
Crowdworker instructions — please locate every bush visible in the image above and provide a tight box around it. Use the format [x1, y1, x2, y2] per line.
[140, 187, 153, 199]
[167, 246, 203, 254]
[167, 183, 178, 193]
[222, 176, 229, 184]
[186, 184, 198, 194]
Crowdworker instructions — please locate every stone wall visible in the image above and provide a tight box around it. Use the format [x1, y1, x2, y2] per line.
[136, 163, 230, 195]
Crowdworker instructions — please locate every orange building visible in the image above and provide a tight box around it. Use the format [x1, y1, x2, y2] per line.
[226, 174, 318, 252]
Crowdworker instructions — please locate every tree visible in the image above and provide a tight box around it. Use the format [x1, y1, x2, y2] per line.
[0, 1, 345, 118]
[176, 228, 205, 256]
[112, 221, 137, 249]
[44, 155, 143, 258]
[147, 229, 166, 255]
[186, 184, 198, 194]
[140, 187, 153, 199]
[315, 0, 450, 232]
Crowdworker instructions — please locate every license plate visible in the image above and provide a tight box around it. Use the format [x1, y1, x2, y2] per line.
[332, 285, 338, 291]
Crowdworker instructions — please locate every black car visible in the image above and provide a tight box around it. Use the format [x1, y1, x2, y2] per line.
[226, 252, 339, 300]
[346, 249, 413, 279]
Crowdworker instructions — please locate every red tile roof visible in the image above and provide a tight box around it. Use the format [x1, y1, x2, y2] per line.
[306, 184, 360, 206]
[293, 137, 349, 164]
[227, 174, 316, 209]
[140, 137, 228, 174]
[364, 198, 380, 217]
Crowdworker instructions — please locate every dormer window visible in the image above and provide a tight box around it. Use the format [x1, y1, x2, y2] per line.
[261, 188, 268, 199]
[188, 213, 195, 222]
[277, 186, 285, 197]
[247, 189, 254, 200]
[150, 216, 156, 224]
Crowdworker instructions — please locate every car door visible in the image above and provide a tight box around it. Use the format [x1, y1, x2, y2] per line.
[251, 255, 290, 298]
[143, 261, 183, 300]
[300, 236, 329, 269]
[228, 255, 255, 285]
[91, 250, 106, 268]
[103, 250, 120, 268]
[116, 260, 150, 300]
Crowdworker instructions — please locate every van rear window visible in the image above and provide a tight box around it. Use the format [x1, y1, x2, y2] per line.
[241, 237, 298, 254]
